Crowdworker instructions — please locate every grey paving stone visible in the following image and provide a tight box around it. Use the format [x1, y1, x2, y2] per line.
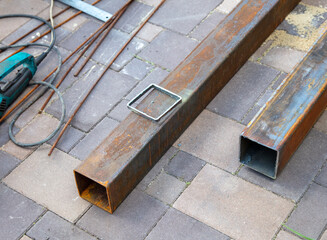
[58, 20, 102, 52]
[108, 99, 131, 122]
[241, 72, 287, 125]
[216, 0, 241, 14]
[315, 110, 327, 134]
[302, 0, 327, 8]
[114, 1, 153, 33]
[125, 67, 170, 100]
[0, 183, 44, 240]
[150, 0, 223, 35]
[146, 208, 229, 240]
[3, 145, 90, 222]
[0, 150, 20, 180]
[315, 163, 327, 188]
[286, 183, 327, 240]
[48, 125, 85, 153]
[27, 211, 96, 240]
[174, 165, 294, 240]
[121, 58, 154, 80]
[275, 230, 301, 240]
[0, 121, 19, 147]
[190, 10, 226, 41]
[277, 4, 327, 38]
[239, 129, 327, 201]
[77, 190, 168, 240]
[136, 23, 163, 42]
[174, 110, 244, 173]
[165, 150, 205, 182]
[137, 147, 179, 191]
[47, 69, 137, 132]
[138, 30, 197, 70]
[261, 47, 306, 73]
[146, 172, 186, 204]
[70, 117, 119, 160]
[0, 0, 49, 41]
[207, 61, 280, 122]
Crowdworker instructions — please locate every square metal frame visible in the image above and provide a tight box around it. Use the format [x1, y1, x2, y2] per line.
[127, 84, 182, 121]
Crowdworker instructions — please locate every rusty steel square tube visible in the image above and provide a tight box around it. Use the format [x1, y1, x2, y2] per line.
[74, 0, 301, 213]
[240, 28, 327, 179]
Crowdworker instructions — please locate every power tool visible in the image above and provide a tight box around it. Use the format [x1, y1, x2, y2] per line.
[0, 52, 37, 118]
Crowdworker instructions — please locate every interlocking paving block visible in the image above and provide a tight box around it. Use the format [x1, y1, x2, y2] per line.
[315, 110, 327, 134]
[3, 114, 59, 160]
[125, 67, 170, 100]
[0, 184, 44, 240]
[3, 145, 90, 222]
[27, 211, 96, 240]
[216, 0, 241, 14]
[241, 73, 287, 125]
[149, 0, 223, 35]
[277, 4, 327, 38]
[146, 172, 186, 204]
[49, 9, 88, 33]
[121, 58, 154, 80]
[315, 163, 327, 188]
[0, 150, 20, 180]
[190, 10, 226, 41]
[138, 30, 197, 70]
[136, 22, 163, 42]
[47, 125, 85, 153]
[174, 110, 243, 173]
[239, 129, 327, 201]
[174, 165, 294, 240]
[321, 230, 327, 240]
[261, 47, 306, 73]
[137, 147, 179, 191]
[165, 150, 205, 182]
[286, 183, 327, 240]
[0, 121, 19, 147]
[302, 0, 327, 8]
[108, 99, 131, 122]
[207, 61, 280, 122]
[145, 208, 229, 240]
[58, 20, 102, 52]
[114, 1, 153, 33]
[275, 230, 301, 240]
[47, 69, 137, 132]
[0, 0, 49, 41]
[77, 190, 168, 240]
[70, 117, 119, 161]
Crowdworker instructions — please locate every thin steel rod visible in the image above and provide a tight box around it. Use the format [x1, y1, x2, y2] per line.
[0, 0, 102, 63]
[0, 14, 110, 123]
[49, 0, 165, 156]
[39, 1, 132, 112]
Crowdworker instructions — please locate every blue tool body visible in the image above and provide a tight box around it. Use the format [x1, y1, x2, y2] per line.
[0, 52, 37, 117]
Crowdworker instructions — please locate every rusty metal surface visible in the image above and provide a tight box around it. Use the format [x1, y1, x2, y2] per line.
[240, 27, 327, 179]
[74, 0, 301, 213]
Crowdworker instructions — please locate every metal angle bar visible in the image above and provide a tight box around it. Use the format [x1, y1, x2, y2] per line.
[240, 27, 327, 179]
[74, 0, 301, 213]
[56, 0, 112, 22]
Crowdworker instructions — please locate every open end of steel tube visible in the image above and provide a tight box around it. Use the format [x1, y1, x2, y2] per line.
[240, 136, 278, 179]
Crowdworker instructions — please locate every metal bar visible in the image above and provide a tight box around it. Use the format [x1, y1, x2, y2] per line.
[240, 27, 327, 179]
[56, 0, 112, 22]
[48, 0, 162, 156]
[74, 0, 301, 213]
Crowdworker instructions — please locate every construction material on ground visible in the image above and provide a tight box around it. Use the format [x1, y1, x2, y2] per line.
[49, 0, 165, 156]
[240, 27, 327, 179]
[57, 0, 111, 22]
[74, 0, 301, 213]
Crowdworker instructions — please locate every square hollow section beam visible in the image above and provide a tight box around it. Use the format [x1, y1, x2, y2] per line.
[240, 28, 327, 179]
[74, 0, 301, 213]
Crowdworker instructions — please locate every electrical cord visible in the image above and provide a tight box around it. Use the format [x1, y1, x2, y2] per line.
[0, 13, 66, 148]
